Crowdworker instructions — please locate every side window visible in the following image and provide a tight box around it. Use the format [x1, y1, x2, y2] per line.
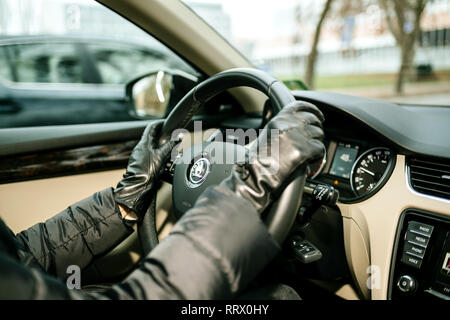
[0, 0, 199, 128]
[0, 47, 11, 81]
[88, 44, 132, 85]
[88, 43, 166, 85]
[87, 43, 197, 85]
[5, 43, 84, 84]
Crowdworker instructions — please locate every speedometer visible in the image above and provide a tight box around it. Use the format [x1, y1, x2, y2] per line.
[350, 148, 395, 197]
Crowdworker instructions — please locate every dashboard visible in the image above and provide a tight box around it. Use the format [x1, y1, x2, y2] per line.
[286, 91, 450, 300]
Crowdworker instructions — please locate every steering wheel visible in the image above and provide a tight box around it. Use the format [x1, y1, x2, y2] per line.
[138, 68, 307, 255]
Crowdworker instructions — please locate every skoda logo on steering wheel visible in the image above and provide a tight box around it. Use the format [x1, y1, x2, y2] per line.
[187, 158, 211, 188]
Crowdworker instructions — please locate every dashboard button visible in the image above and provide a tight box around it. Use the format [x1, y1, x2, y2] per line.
[405, 231, 430, 248]
[397, 275, 417, 293]
[401, 252, 423, 268]
[403, 242, 426, 259]
[408, 221, 434, 237]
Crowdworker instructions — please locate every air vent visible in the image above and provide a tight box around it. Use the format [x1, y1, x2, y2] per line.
[408, 158, 450, 201]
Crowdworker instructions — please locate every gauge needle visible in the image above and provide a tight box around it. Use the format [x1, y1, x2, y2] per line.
[360, 167, 375, 176]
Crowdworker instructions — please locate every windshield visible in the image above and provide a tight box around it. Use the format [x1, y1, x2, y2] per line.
[184, 0, 450, 106]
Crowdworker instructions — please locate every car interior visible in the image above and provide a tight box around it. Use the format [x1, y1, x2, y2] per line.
[0, 0, 449, 301]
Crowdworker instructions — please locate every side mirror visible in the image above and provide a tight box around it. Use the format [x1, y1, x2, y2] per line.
[126, 70, 198, 119]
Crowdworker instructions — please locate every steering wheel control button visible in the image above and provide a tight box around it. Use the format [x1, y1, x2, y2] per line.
[401, 252, 423, 269]
[408, 221, 434, 237]
[397, 275, 417, 294]
[291, 239, 323, 264]
[405, 231, 430, 248]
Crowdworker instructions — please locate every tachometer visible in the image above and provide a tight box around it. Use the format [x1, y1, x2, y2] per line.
[350, 148, 395, 197]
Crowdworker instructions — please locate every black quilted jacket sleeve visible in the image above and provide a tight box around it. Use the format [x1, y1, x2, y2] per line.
[0, 185, 280, 299]
[14, 188, 134, 280]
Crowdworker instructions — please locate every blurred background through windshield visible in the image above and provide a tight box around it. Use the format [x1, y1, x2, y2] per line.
[0, 0, 448, 129]
[183, 0, 450, 106]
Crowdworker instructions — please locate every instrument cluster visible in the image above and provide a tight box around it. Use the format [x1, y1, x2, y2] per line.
[307, 140, 396, 202]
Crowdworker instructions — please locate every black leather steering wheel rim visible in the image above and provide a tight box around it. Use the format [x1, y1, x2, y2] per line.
[139, 68, 307, 255]
[159, 68, 297, 143]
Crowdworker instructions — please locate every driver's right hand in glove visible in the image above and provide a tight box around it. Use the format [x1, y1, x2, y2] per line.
[220, 100, 325, 214]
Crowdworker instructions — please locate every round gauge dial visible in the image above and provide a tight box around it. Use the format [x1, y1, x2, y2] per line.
[350, 148, 394, 197]
[308, 149, 327, 179]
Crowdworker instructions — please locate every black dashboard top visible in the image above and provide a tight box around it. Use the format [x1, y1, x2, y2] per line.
[293, 91, 450, 160]
[1, 90, 449, 161]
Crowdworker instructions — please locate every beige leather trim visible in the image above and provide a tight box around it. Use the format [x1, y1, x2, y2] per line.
[335, 283, 360, 300]
[0, 170, 125, 233]
[342, 217, 371, 299]
[97, 0, 267, 113]
[338, 155, 450, 300]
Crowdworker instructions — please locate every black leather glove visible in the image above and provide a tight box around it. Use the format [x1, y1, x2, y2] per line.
[221, 101, 325, 214]
[114, 120, 178, 219]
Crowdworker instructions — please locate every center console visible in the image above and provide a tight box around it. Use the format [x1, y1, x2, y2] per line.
[389, 209, 450, 300]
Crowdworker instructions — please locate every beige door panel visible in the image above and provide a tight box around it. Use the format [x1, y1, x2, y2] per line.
[342, 217, 371, 299]
[338, 155, 450, 300]
[0, 169, 125, 233]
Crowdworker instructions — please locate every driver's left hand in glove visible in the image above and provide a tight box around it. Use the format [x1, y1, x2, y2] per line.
[114, 120, 178, 220]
